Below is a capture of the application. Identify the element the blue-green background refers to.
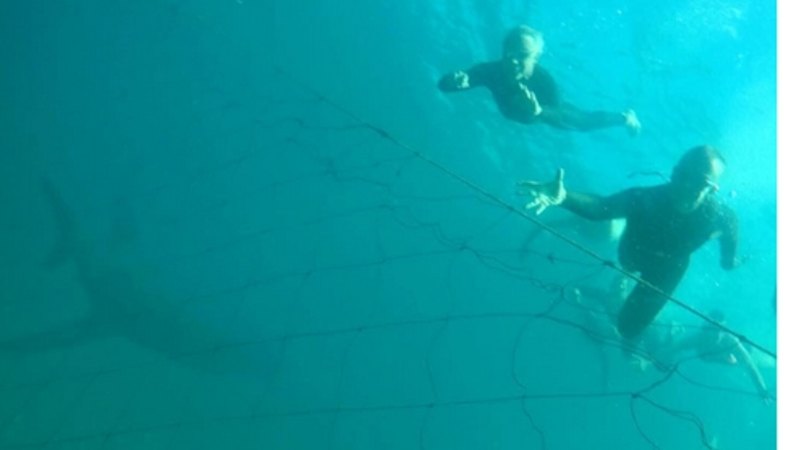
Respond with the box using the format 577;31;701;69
0;0;776;449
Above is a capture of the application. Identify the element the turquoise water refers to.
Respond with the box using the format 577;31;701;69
0;0;776;449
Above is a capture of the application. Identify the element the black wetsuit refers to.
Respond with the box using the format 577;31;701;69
562;184;739;338
438;61;626;131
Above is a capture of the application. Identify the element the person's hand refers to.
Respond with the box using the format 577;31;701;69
518;83;543;115
518;169;567;215
453;71;470;89
622;109;641;136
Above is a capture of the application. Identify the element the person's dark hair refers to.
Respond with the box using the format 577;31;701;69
671;145;726;182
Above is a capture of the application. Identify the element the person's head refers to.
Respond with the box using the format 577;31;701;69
502;25;544;79
669;145;725;213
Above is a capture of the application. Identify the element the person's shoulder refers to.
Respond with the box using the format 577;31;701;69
469;61;501;73
463;61;502;83
622;184;665;198
618;184;673;212
605;185;654;211
528;65;558;86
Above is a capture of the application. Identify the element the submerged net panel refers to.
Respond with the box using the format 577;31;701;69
0;67;775;450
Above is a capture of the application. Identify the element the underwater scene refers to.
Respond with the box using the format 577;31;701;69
1;0;777;449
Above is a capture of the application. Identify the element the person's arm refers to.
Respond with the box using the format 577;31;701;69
438;63;491;92
529;67;641;134
525;67;561;107
561;189;634;221
730;339;771;400
518;169;634;219
526;67;593;127
540;105;639;134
